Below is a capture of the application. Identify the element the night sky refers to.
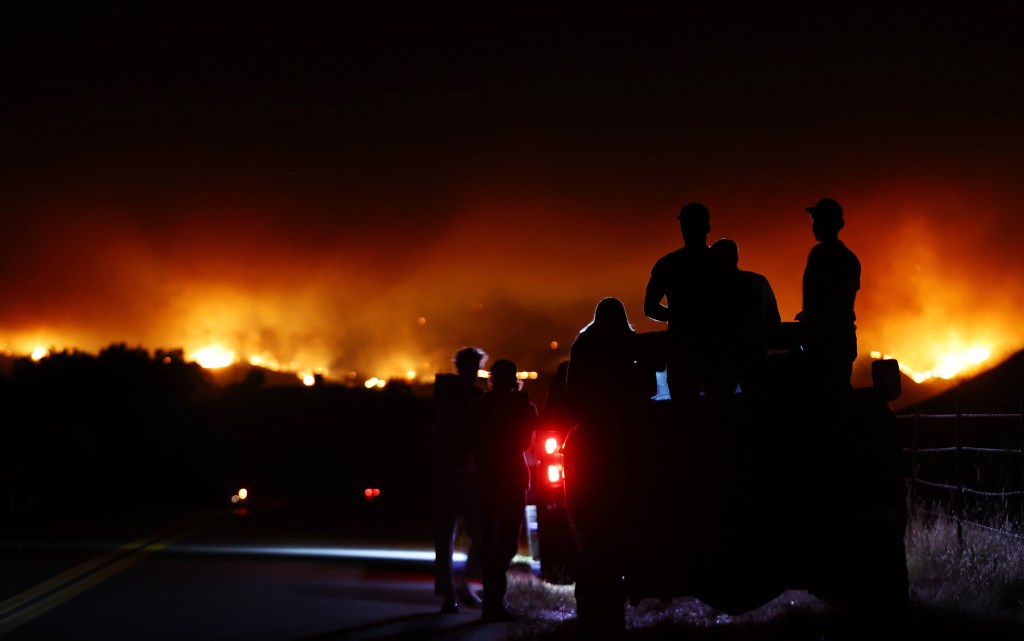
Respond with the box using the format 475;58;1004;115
2;4;1022;386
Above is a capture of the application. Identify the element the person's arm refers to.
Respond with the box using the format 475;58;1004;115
795;246;817;321
763;277;782;327
518;394;540;451
644;268;670;323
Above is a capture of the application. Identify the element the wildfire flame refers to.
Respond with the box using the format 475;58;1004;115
187;345;237;369
871;344;992;384
4;335;1005;391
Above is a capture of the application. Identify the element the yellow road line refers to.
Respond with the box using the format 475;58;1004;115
0;540;145;618
0;516;218;637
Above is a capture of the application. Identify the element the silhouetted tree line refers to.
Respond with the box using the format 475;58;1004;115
0;345;433;527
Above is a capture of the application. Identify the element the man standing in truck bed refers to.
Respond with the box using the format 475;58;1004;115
796;197;861;396
644;202;716;402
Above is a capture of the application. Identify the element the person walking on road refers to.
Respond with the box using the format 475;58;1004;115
466;359;537;622
431;346;487;613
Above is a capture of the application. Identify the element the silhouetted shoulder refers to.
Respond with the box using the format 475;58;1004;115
807;240;860;275
651;245;708;272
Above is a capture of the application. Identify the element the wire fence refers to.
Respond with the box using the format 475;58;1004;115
896;404;1024;545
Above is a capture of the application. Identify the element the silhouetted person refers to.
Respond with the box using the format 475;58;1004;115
431;346;487;613
709;238;781;398
563;297;654;639
689;239;789;612
644;202;716;402
466;358;537;622
796;198;860;395
566;298;654;426
542;359;571;424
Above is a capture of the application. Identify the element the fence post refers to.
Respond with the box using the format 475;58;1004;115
908;411;919;537
954;401;963;548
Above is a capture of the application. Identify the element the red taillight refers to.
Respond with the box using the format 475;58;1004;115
546;463;563;484
544;436;559;455
532;429;566;486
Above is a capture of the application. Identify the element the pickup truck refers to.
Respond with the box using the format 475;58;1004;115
526;324;909;630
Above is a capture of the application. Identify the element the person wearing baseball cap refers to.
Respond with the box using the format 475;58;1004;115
796;197;861;395
643;202;716;402
806;197;844;222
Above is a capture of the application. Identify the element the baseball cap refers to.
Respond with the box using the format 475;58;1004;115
806;198;843;220
676;202;710;224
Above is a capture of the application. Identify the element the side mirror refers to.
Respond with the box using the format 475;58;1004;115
871;359;902;402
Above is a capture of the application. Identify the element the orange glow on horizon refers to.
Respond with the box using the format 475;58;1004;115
872;343;993;384
1;332;1012;391
188;345;236;369
1;185;1022;394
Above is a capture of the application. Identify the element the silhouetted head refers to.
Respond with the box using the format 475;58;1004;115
453;346;487;379
676;202;711;245
806;197;845;240
489;359;521;392
584;296;635;336
593;297;629;327
710;238;739;271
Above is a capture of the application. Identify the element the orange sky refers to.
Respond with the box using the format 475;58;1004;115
2;174;1021;389
2;6;1022;389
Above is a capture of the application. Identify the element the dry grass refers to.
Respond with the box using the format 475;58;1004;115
504;564;833;639
905;506;1024;627
504;507;1024;639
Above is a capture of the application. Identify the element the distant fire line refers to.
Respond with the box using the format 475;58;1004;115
6;338;996;391
870;347;991;384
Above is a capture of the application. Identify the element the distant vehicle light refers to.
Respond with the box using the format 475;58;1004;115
238;488;248;500
363;487;381;501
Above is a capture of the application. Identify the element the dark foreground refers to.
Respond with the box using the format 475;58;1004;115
2;502;1022;641
517;600;1024;641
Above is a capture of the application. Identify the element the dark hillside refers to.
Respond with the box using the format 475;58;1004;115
898;349;1024;414
0;349;434;529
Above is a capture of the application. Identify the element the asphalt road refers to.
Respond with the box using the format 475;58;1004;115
0;501;508;641
3;501;1022;641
